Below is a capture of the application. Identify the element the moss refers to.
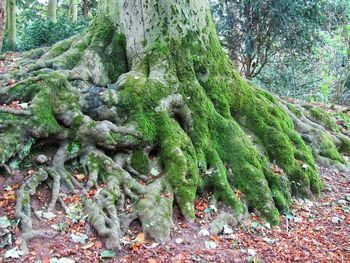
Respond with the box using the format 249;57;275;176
205;149;243;214
304;106;339;132
30;89;61;135
339;136;350;154
287;103;303;118
158;112;199;219
7;80;44;103
102;33;128;82
68;141;81;155
130;149;149;174
23;47;46;60
88;15;115;48
318;131;346;163
46;36;74;58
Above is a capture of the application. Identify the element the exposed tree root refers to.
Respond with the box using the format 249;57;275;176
0;3;349;254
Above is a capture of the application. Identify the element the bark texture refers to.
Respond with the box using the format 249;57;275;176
68;0;78;23
0;0;5;51
47;0;57;22
0;0;349;253
5;0;15;49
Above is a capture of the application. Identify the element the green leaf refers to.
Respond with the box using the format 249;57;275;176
251;222;260;229
100;250;116;258
35;210;56;220
4;186;12;191
5;247;25;259
70;233;88;244
42;211;56;220
82;242;94;250
50;257;75;263
0;216;11;229
0;233;12;248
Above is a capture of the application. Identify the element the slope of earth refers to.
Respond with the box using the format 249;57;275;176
0;52;349;263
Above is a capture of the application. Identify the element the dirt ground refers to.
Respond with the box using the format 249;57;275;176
0;52;350;263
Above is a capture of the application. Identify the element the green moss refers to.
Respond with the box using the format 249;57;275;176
158;112;199;219
318;131;346;163
103;33;128;82
47;36;74;58
304;106;339;132
7;80;44;103
130;149;149;175
30;89;61;135
68;141;81;155
339;136;350;154
205;149;243;214
287;103;303;118
23;47;46;59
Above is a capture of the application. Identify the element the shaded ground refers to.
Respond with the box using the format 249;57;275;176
0;52;349;263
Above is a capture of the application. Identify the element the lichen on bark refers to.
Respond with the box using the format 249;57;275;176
0;0;349;253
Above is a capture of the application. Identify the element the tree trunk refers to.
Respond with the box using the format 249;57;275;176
0;0;349;253
68;0;78;23
82;0;88;17
47;0;57;22
6;0;15;50
0;0;5;52
333;27;350;105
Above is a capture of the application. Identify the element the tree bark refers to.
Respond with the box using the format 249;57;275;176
68;0;78;23
333;26;350;104
6;0;15;50
82;0;88;17
47;0;57;22
0;0;5;52
0;0;349;253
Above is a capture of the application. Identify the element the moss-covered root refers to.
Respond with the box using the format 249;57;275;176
0;16;126;86
83;149;147;248
282;101;350;171
86;199;121;250
135;179;174;243
15;168;56;253
157;111;199;221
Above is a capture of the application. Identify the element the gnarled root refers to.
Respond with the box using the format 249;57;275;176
2;13;349;255
15;169;56;253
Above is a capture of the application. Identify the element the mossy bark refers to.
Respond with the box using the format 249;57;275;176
0;0;349;253
68;0;78;23
6;0;15;49
47;0;57;22
0;0;6;51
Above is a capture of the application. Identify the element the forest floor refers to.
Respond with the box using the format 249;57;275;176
0;52;350;263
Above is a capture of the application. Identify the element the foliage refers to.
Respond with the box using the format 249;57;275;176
15;16;88;51
211;0;350;104
211;0;326;79
2;0;97;52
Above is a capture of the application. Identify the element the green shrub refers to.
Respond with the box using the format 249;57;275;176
3;16;88;52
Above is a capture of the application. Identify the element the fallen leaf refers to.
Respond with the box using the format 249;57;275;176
70;233;88;244
82;242;94;250
100;250;116;258
0;216;11;228
5;247;25;259
204;241;217;249
175;238;183;244
95;240;103;249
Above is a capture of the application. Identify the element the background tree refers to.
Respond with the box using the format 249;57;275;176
330;1;350;104
47;0;57;22
5;0;15;50
0;0;349;253
0;0;6;51
2;0;90;51
82;0;88;16
68;0;78;23
211;0;325;79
